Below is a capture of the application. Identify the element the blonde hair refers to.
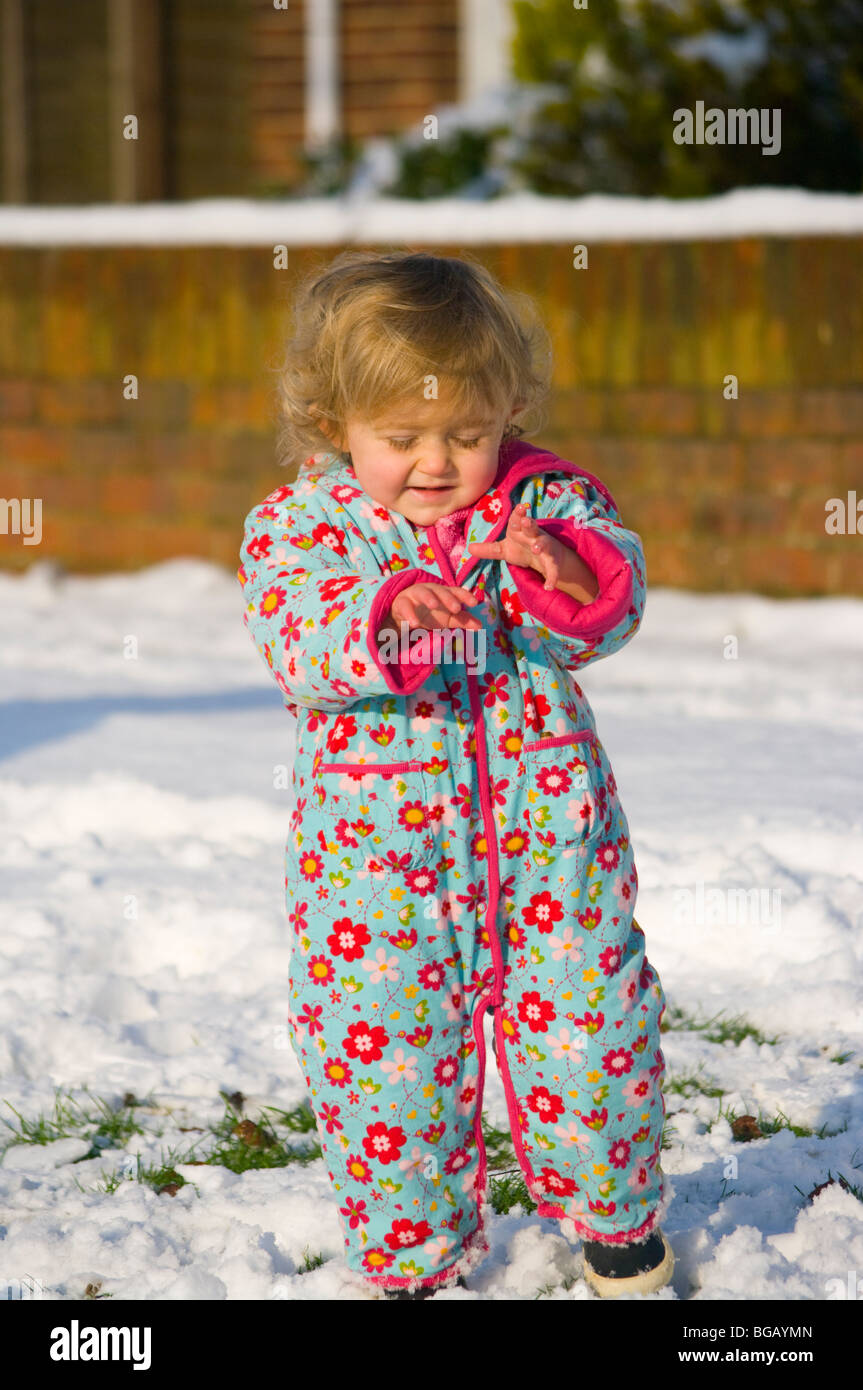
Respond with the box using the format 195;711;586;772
274;249;553;474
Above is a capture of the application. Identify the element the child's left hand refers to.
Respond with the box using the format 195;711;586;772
468;502;592;595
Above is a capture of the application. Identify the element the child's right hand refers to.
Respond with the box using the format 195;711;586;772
384;582;482;634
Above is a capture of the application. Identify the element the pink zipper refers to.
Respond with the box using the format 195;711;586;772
317;760;425;776
522;728;596;752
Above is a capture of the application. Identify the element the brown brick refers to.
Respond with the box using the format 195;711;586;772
100;472;155;516
795;390;863;437
743;439;837;494
606;389;700;436
38;379;125;427
0;379;37;422
0;426;70;468
735;390;798;437
629;493;693;535
189;384;272;432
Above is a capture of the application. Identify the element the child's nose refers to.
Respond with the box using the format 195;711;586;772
415;445;458;475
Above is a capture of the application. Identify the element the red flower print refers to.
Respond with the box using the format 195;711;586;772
443;1148;470;1175
518;990;556;1033
334;818;362;849
500;826;530;860
608;1138;632;1170
479;492;503;523
343;1020;389;1062
588;1199;617;1218
581;1108;609;1132
498;728;524;761
479;672;509;707
297;1003;324;1036
523;891;564;934
603;1047;634;1078
346;1153;373;1185
595;840;621;871
288;900;309;935
319;574;358;601
327;917;370;963
499;587;525;628
265;485;293;505
538;1167;579;1198
362;1122;406;1165
324;1057;353;1088
397;800;428;835
384;1218;433;1251
259;586;287;619
246;533;273;561
319;1102;343;1134
599;945;623;976
536;764;573;798
577;906;602;932
417;962;446;992
311;521;347;556
307;954;335;986
526;1086;565;1124
297;849;324;882
523;689;551;734
361;1248;396;1274
458;1078;477;1109
326;714;357;753
434;1055;460;1087
340;1196;370;1229
404;866;438;897
387;926;417;951
574;1010;605;1035
278;609;302;645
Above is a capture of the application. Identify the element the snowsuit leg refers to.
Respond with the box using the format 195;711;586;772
283;826;493;1292
489;739;669;1243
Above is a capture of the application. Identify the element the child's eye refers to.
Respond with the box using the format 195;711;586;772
387;436;482;450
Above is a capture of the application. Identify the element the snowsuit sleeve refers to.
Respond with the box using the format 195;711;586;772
238;491;451;711
502;472;646;671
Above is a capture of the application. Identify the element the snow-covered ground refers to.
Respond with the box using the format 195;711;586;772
1;557;862;1301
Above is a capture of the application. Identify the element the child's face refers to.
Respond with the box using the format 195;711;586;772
327;397;519;525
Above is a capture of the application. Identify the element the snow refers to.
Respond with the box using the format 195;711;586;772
1;556;862;1301
1;186;862;246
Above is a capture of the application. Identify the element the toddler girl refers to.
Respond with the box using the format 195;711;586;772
238;250;674;1299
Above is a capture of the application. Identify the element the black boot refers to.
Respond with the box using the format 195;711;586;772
383;1275;467;1299
582;1229;674;1298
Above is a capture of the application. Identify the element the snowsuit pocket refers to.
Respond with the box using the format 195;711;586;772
521;728;603;849
312;759;437;869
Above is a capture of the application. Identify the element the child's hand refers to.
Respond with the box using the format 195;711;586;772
384;582;482;635
467;502;568;592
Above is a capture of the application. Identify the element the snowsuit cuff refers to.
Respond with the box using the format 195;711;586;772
508;518;634;641
367;567;450;693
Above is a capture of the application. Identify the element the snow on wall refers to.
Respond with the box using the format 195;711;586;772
0;188;861;246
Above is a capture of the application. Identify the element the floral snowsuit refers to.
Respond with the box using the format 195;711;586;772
238;437;670;1293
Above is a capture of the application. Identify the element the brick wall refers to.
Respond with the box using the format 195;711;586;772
0;239;860;595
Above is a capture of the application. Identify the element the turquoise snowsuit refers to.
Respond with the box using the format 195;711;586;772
238;437;669;1293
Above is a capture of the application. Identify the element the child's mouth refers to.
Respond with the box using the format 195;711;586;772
407;485;456;499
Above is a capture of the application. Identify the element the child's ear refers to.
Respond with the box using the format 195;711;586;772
310;404;345;452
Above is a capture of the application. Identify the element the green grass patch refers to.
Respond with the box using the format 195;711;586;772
1;1085;150;1161
665;1065;726;1100
489;1171;537;1216
661;1005;782;1048
717;1103;847;1142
